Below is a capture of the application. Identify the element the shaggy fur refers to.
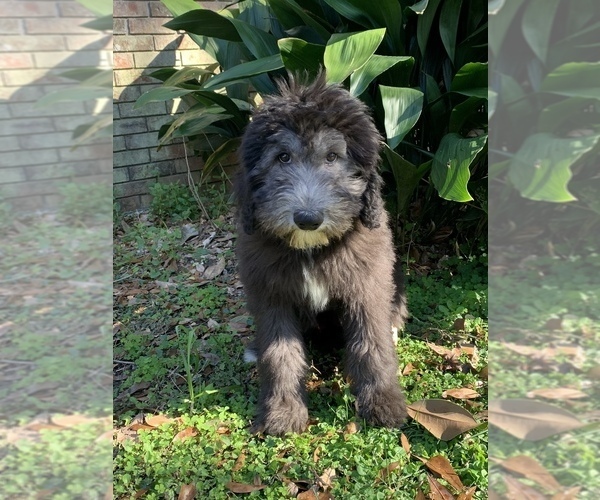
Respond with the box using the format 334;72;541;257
234;74;407;435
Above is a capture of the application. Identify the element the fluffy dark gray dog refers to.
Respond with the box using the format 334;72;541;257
234;74;407;435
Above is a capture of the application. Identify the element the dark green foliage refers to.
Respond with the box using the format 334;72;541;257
137;0;488;243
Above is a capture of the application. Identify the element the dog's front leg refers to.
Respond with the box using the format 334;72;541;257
252;306;309;435
343;305;407;428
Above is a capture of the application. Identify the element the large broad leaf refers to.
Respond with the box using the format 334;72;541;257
431;133;487;202
230;18;279;58
201;137;242;180
71;114;112;148
488;0;525;54
508;133;599;202
268;0;330;42
278;38;325;76
489;399;585;441
488;90;497;119
349;55;413;96
382;146;430;213
449;96;486;133
439;0;462;62
521;0;561;63
160;0;201;16
379;85;424;150
540;62;600;99
159;106;232;145
163;9;242;41
324;28;386;84
407;399;480;441
163;66;215;87
451;62;488;98
134;87;197;109
537;97;596;133
203;54;284;91
416;0;442;55
322;0;403;53
35;87;109;107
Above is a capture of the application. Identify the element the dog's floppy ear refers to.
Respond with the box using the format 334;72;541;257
359;170;383;229
233;169;255;235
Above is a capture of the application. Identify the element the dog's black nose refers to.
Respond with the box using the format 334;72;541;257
293;210;324;231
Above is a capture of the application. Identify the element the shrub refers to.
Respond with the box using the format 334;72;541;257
137;0;488;241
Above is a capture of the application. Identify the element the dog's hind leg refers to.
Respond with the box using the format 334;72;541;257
252;306;309;435
342;302;407;428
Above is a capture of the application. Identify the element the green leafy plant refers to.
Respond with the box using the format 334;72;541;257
136;0;487;229
149;181;200;221
489;1;600;241
35;0;112;147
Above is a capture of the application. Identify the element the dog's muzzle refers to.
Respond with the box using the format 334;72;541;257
293;210;324;231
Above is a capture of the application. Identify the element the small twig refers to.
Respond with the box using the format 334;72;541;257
182;137;218;230
114;359;136;366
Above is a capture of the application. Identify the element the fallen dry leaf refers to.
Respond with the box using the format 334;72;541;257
443;388;480;400
178;483;196;500
488;399;585;441
415;490;427;500
424;455;464;492
403;362;416;375
313;446;321;463
145;414;176;427
457;486;476;500
452;318;466;331
173;427;198;442
225;481;266;493
401;433;411;454
552;486;581;499
502;473;547;499
203;257;226;280
232;452;246;472
375;462;400;483
478;365;488;380
407;399;479;441
526;388;587;400
427;474;455;500
317;467;336;490
344;421;360;435
498;455;561;493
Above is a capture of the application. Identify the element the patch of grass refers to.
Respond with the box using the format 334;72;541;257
113;197;488;498
489;251;600;497
0;212;112;499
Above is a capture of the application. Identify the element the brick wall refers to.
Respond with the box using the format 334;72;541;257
113;0;229;211
0;0;112;212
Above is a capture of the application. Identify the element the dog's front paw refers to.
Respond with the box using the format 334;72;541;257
252;398;309;435
357;384;407;428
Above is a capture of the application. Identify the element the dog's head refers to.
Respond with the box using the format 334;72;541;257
235;73;384;249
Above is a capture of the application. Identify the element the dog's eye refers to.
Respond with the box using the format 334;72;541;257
326;152;337;163
278;152;291;163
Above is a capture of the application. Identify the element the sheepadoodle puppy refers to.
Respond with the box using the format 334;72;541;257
234;73;407;435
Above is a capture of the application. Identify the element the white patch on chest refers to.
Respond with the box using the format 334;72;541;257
302;265;329;311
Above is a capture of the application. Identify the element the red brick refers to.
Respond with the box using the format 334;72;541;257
152;34;183;51
129;17;175;35
114;34;154;52
149;1;172;17
66;34;112;51
2;34;64;52
25;18;98;34
58;2;97;17
0;2;56;18
116;195;142;211
113;18;127;35
0;19;23;34
133;50;177;69
114;52;134;69
114;1;149;18
0;53;33;69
